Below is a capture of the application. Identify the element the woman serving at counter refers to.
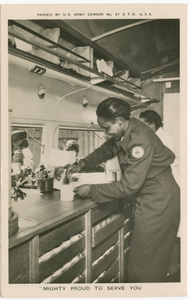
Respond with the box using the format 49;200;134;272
68;97;180;283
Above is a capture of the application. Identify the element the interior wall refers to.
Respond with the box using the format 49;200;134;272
131;71;179;120
9;65;99;126
9;62;180;165
9;64;99;164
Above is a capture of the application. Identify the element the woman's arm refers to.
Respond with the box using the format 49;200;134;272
90;139;155;202
82;137;116;171
68;137;116;175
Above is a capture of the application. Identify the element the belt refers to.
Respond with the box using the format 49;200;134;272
154;166;172;179
142;167;172;189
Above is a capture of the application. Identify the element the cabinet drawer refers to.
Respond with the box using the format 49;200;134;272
9;242;30;283
39;215;85;256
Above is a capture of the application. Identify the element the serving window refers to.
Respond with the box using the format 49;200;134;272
11;125;43;169
58;128;105;157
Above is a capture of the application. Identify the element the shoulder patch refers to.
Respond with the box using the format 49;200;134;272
132;146;144;159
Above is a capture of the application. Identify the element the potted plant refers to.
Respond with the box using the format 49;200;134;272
53;165;70;189
54;166;66;182
35;165;55;193
11;165;35;200
17;166;36;188
10;165;35;236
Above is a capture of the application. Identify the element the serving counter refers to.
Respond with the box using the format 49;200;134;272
9;189;134;284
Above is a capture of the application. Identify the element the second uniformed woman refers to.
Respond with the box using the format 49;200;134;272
68;97;180;283
12;130;29;166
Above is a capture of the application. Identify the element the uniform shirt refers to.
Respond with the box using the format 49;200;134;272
23;148;35;171
82;118;175;203
156;127;180;185
156;127;180;237
12;150;24;166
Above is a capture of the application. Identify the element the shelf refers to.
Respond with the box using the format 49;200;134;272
8;23;160;104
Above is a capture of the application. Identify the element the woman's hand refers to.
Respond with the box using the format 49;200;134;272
73;184;91;198
67;161;86;176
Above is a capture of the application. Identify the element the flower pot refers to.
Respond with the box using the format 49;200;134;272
37;179;53;193
9;210;19;237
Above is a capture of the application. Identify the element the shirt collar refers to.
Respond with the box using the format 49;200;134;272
156;127;162;134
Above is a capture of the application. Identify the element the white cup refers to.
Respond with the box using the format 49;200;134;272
106;170;116;182
60;185;74;201
116;171;122;181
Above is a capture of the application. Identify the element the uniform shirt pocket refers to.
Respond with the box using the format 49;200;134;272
118;151;129;170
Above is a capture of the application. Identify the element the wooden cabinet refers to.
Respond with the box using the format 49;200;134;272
9;198;133;284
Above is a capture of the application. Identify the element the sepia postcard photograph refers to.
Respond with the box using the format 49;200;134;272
0;3;188;298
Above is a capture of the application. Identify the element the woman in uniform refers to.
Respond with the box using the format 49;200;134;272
139;109;180;185
12;130;29;166
11;130;29;188
68;97;180;283
12;130;34;170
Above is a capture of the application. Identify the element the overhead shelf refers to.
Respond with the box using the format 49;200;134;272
8;22;160;105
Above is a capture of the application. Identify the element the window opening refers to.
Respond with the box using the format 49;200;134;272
11;125;43;169
58;128;105;158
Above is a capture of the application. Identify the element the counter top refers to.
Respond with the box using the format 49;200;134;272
10;188;96;249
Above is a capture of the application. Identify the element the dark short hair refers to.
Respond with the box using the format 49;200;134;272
96;98;131;122
139;110;163;130
66;140;79;154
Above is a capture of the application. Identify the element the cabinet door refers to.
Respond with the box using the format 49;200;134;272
9;237;39;284
9;242;30;283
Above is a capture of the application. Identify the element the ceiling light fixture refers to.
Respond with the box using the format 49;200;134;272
38;84;46;99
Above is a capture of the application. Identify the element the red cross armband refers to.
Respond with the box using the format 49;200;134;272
131;146;144;159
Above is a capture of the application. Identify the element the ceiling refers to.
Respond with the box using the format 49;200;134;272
33;18;180;79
